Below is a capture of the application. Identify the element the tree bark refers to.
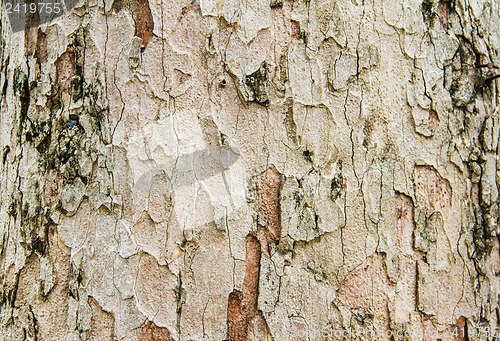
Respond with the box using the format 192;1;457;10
1;0;499;340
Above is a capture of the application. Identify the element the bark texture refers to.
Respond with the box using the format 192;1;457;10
1;0;500;340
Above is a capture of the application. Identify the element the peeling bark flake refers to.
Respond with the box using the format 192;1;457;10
257;164;283;256
438;0;451;29
56;46;76;89
226;235;261;341
453;316;467;341
413;165;451;216
140;321;174;341
25;0;39;56
36;30;48;63
135;0;154;47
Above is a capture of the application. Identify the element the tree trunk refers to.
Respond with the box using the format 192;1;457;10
1;0;499;340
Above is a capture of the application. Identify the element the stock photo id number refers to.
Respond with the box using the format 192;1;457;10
3;0;78;32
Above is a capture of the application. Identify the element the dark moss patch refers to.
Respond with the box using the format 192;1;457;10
17;73;30;121
421;0;434;25
270;0;283;7
2;145;10;164
32;237;46;256
245;63;270;106
302;150;313;163
330;173;344;201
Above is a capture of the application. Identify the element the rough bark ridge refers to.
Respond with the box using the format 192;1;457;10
0;0;499;340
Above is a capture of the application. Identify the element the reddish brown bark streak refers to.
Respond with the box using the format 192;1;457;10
140;320;174;341
135;0;154;47
257;164;283;256
25;0;39;56
453;316;467;341
226;165;282;340
227;236;262;341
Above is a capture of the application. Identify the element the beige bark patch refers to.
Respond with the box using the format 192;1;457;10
58;199;93;249
15;226;71;340
491;236;500;273
394;194;418;323
131;211;169;265
134;252;177;331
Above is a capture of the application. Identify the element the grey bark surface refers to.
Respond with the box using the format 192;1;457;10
0;0;500;340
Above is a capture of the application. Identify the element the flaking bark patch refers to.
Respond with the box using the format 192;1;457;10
44;169;62;208
453;316;467;341
227;165;282;340
56;46;76;89
135;0;154;47
226;235;261;341
438;0;452;29
25;0;39;56
256;164;283;256
413;165;451;216
36;30;48;63
140;321;174;341
244;64;270;106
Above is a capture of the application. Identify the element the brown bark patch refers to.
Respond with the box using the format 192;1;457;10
438;0;451;29
227;291;244;340
111;0;122;12
140;321;174;341
226;165;282;339
453;316;467;341
291;20;301;40
226;235;262;341
56;46;76;89
25;0;39;56
256;164;283;256
36;30;48;62
428;109;439;131
135;0;154;47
